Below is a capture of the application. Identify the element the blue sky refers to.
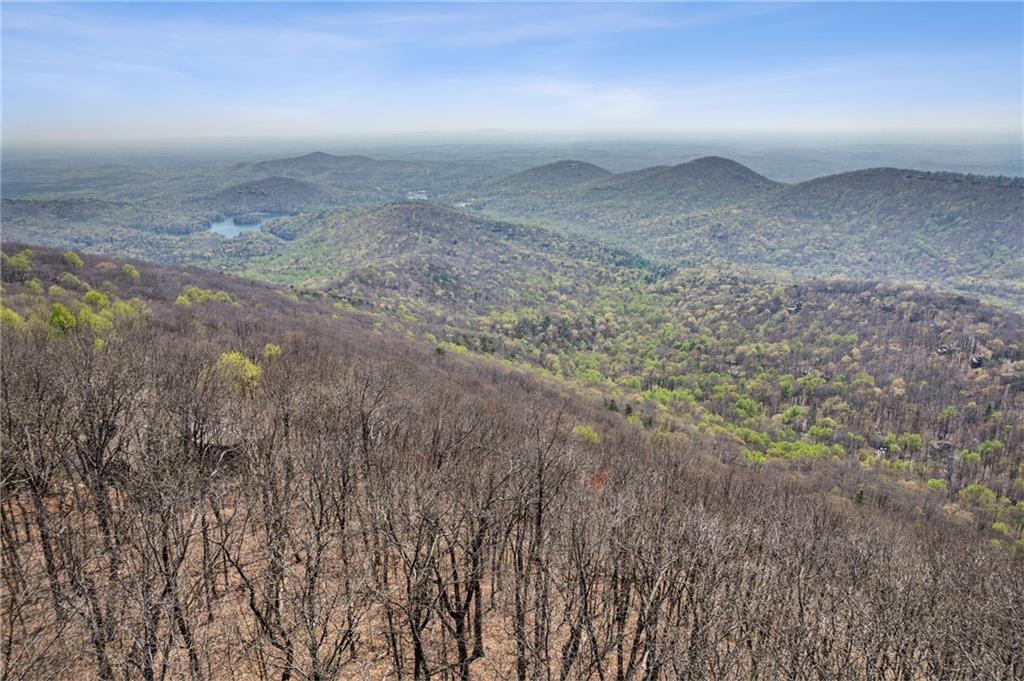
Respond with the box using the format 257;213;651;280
2;2;1021;143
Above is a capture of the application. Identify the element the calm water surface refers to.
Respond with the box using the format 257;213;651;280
208;213;287;237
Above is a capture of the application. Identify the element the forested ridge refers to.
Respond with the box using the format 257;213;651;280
3;152;1021;305
1;246;1023;680
184;202;1024;513
478;161;1024;306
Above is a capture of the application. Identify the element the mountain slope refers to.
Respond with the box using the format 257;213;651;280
497;159;613;193
3;152;1020;307
3;246;1020;680
247;201;662;308
477;160;1024;305
243;151;376;174
0;197;210;244
641;167;1024;302
758;167;1022;232
585;155;782;209
232;151;500;206
480;155;783;222
204;176;329;213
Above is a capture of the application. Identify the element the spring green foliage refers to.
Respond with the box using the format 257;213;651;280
926;478;948;493
779;405;806;425
63;251;84;269
766;440;843;460
121;264;141;284
76;305;114;336
1;306;25;331
436;341;469;355
216;351;261;391
48;303;76;334
83;290;110;309
59;272;90;291
961;451;982;466
961;483;997;508
978;439;1003;460
808;419;838;441
262;342;282;359
175;285;234;305
883;432;924;453
742;449;768;464
641;385;696;406
734;395;762;418
571;425;600;446
1;249;32;276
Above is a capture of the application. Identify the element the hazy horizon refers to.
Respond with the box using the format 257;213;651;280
3;2;1022;145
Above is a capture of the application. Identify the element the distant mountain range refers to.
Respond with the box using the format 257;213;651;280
241;151;376;173
482;156;780;214
2;150;1021;305
475;156;1024;304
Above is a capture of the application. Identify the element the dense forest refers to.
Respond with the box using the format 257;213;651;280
1;247;1021;680
1;146;1023;679
478;161;1024;306
4;152;1021;305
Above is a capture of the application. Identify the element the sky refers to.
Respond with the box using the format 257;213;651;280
2;2;1022;144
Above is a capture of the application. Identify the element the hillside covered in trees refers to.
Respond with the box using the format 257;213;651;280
4;152;1021;306
1;146;1022;680
1;246;1022;680
477;161;1024;306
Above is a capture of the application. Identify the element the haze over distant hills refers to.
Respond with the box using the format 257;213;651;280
4;148;1021;306
484;155;783;215
478;156;1024;305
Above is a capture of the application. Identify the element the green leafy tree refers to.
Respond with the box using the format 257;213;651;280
2;249;33;280
978;440;1004;461
216;351;261;391
59;272;90;291
121;264;141;285
960;483;997;509
0;306;25;332
63;251;85;269
176;285;233;305
48;303;76;334
571;424;600;446
83;290;110;310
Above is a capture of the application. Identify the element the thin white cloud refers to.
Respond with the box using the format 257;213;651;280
2;2;1019;142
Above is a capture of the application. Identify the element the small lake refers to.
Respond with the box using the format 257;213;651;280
208;212;288;238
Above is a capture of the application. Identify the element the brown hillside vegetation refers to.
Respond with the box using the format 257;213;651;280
1;247;1022;680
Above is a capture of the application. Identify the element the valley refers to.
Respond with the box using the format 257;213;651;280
1;243;1022;679
3;148;1022;524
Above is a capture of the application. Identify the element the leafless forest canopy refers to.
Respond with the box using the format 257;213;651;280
1;248;1022;680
